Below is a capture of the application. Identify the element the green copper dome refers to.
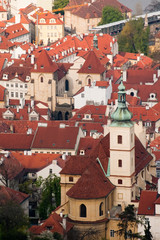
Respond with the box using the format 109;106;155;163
110;81;133;126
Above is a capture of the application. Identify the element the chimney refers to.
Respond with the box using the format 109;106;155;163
31;99;34;108
137;56;140;62
17;105;19;113
20;98;25;109
28;104;30;113
31;55;34;64
153;73;157;83
122;70;127;82
15;14;21;24
62;216;67;230
34;64;37;70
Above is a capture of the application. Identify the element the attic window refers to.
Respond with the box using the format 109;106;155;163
40;18;45;23
41;65;44;69
88;65;91;69
50;19;56;23
3;74;8;79
67;140;70;143
69;176;73;182
52;143;55;146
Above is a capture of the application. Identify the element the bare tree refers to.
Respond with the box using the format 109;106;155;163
145;0;160;13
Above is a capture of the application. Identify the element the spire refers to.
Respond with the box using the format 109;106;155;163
110;81;133;126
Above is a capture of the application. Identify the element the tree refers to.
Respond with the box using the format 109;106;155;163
53;0;69;14
0;200;29;240
36;175;61;220
145;0;160;13
118;18;150;55
117;204;142;240
98;6;123;25
143;222;153;240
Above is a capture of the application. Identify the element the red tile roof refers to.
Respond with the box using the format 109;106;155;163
135;135;153;175
77;136;100;154
0;186;29;204
78;50;106;74
138;190;157;215
31;50;58;73
0;133;33;150
30;212;73;235
0;85;5;101
11;152;63;170
37;12;63;25
5;23;29;40
0;6;7;12
31;126;80;150
67;161;115;199
0;36;14;49
66;0;131;18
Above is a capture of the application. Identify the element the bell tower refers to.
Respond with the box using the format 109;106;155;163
109;81;136;205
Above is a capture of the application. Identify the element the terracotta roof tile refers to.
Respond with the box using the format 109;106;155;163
0;186;29;204
138;190;157;215
32;126;80;150
67;161;115;199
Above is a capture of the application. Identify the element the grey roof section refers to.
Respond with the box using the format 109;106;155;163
93;11;160;30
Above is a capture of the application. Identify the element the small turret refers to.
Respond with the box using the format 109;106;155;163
111;81;133;126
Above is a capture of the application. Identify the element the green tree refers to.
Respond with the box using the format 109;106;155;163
53;0;69;14
36;175;61;220
143;222;153;240
98;6;123;26
117;205;142;240
118;18;150;55
0;200;29;240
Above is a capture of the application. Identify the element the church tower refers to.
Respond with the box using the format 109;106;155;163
109;81;136;205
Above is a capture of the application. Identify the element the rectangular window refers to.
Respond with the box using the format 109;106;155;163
20;93;23;98
11;92;14;97
25;84;27;88
16;92;18;97
69;176;73;182
15;83;18;87
11;84;14;87
118;135;122;144
118;159;122;167
81;93;85;98
118;179;123;184
49;169;52;174
110;230;114;237
6;83;9;87
20;85;23;88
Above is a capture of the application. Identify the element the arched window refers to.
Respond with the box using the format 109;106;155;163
99;202;104;216
88;78;91;85
118;135;122;144
118;159;122;167
65;80;69;91
80;204;86;217
58;111;63;120
65;111;69;120
40;76;43;83
130;92;134;96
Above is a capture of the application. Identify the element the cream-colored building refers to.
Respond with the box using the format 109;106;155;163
36;12;64;46
57;81;155;239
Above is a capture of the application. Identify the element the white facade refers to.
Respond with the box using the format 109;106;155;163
37;160;62;178
138;215;160;240
0;78;28;100
73;81;112;109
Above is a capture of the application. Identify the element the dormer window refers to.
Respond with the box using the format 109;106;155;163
50;18;56;23
150;93;156;99
88;65;91;69
40;18;45;23
26;76;30;81
3;74;8;79
83;114;91;120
